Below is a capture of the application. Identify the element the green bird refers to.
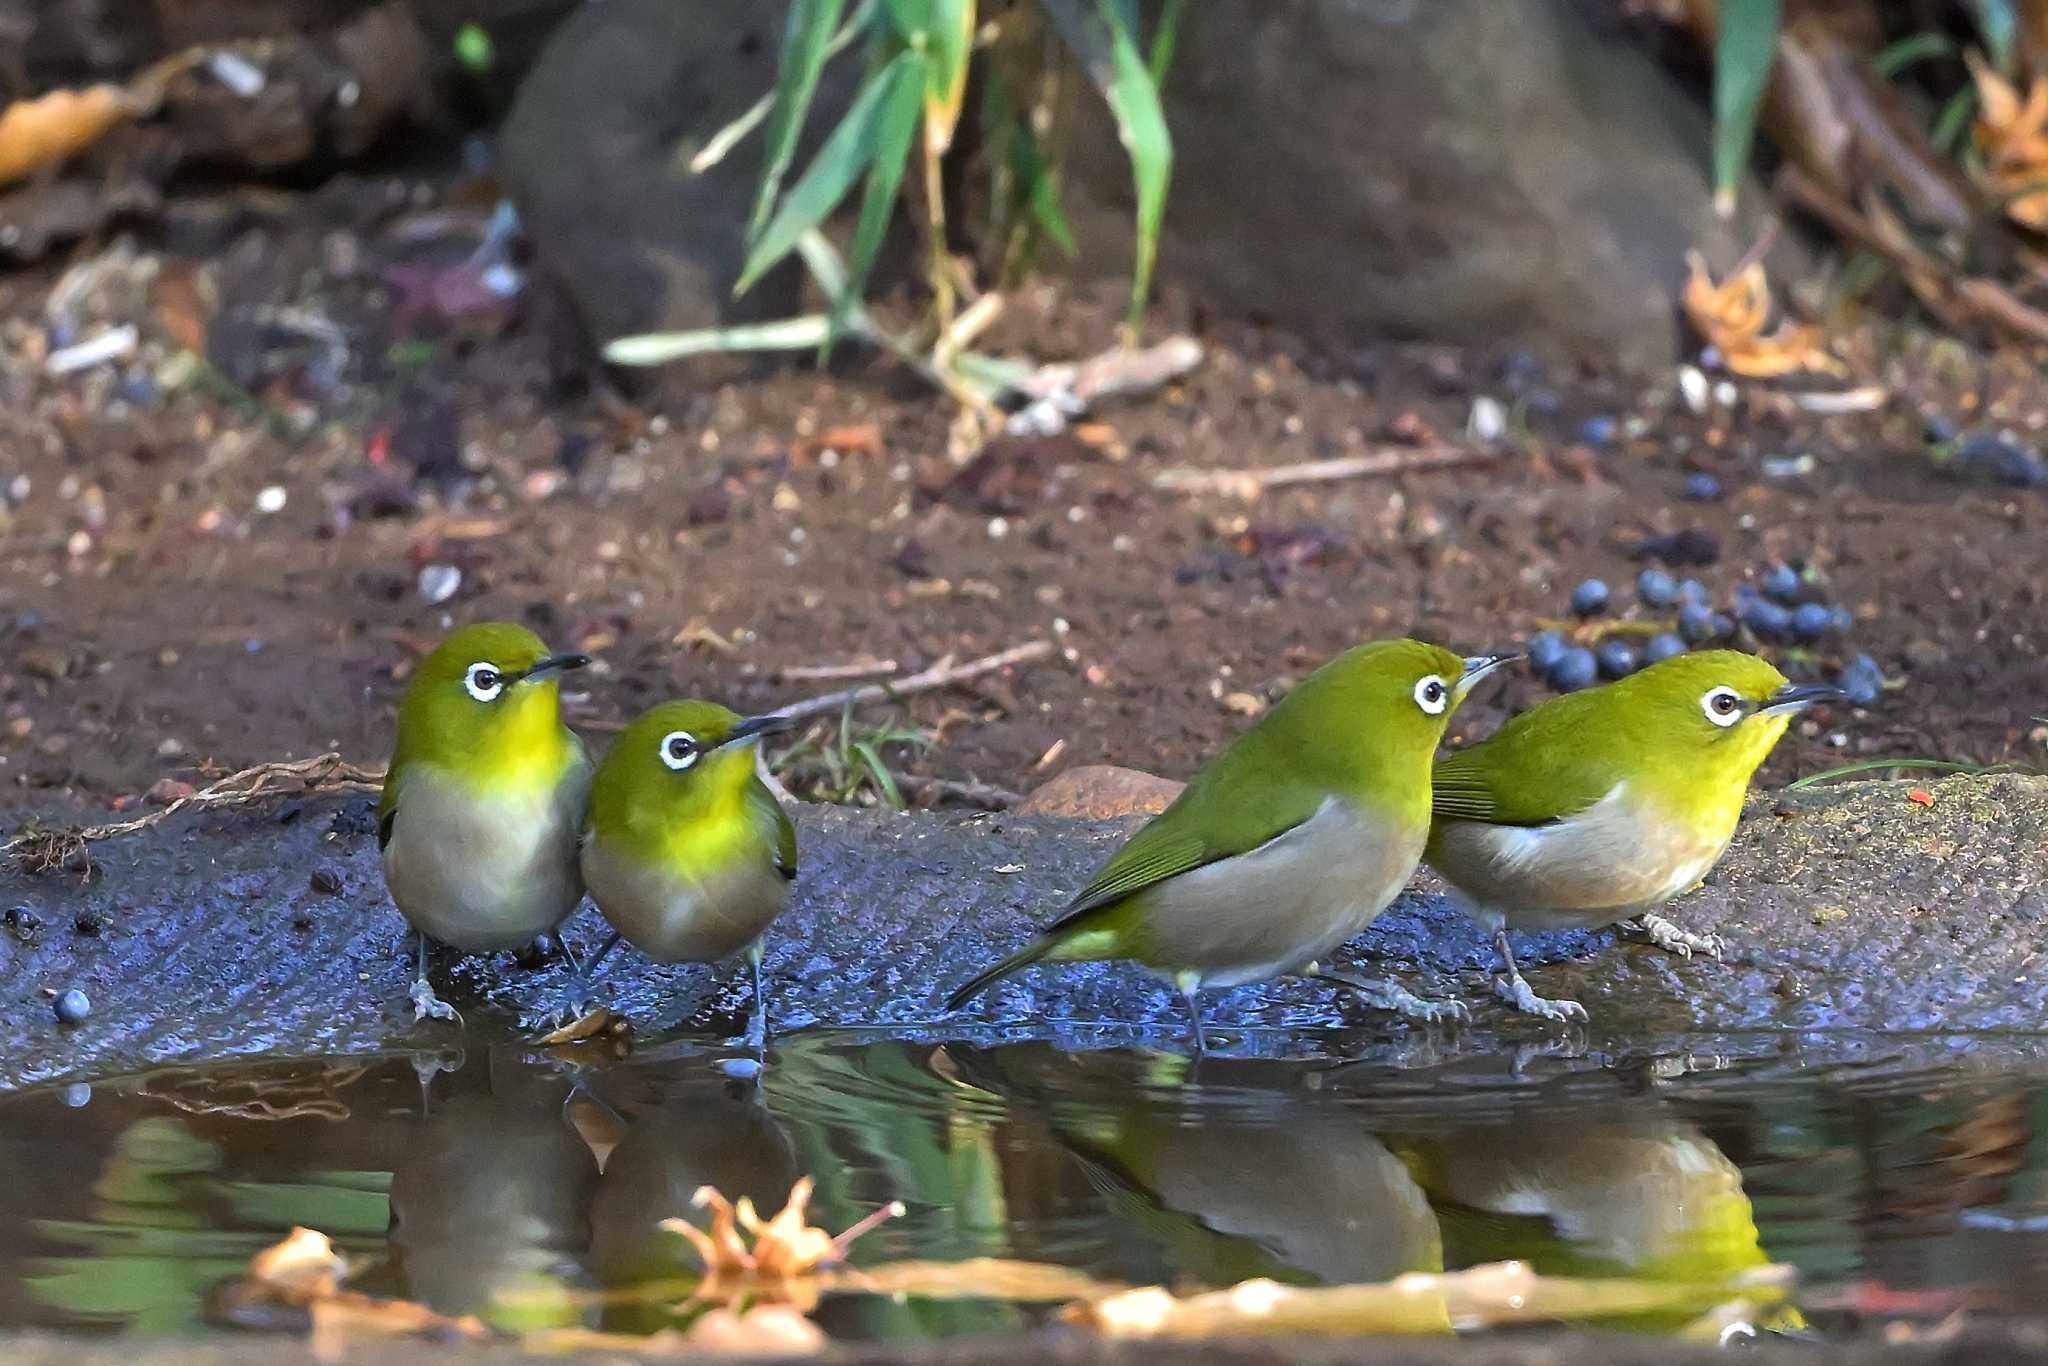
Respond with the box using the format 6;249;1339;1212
947;640;1513;1049
380;622;593;1024
578;700;797;1049
1427;648;1847;1022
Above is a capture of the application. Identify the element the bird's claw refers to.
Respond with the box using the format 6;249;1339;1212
1494;974;1588;1023
1632;913;1724;962
409;978;462;1026
1318;971;1468;1025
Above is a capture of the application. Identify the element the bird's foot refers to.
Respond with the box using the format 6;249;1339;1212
1627;913;1724;962
1315;970;1469;1025
1493;973;1587;1023
409;977;462;1026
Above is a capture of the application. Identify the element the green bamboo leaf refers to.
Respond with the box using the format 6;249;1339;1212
881;0;934;41
1148;0;1185;88
1042;0;1173;329
1010;116;1077;256
751;0;851;241
829;51;927;355
1969;0;2018;72
737;50;926;294
852;738;905;808
924;0;975;152
1872;31;1957;79
1711;0;1782;218
603;315;838;366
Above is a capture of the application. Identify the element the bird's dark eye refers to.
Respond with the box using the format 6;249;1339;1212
1701;686;1743;727
1412;673;1451;715
659;730;701;771
1713;693;1737;713
463;662;506;702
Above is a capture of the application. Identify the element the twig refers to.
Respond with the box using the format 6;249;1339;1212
777;659;901;683
897;774;1026;810
1153;446;1491;499
768;641;1055;724
3;753;384;873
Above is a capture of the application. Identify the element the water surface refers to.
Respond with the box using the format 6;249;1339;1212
4;1035;2046;1343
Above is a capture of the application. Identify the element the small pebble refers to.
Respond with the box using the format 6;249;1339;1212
1468;396;1507;443
254;485;287;515
53;988;90;1025
1569;579;1610;616
1548;647;1598;692
1644;633;1687;664
715;1057;765;1081
1635;568;1678;608
1595;639;1637;679
1682;472;1723;501
1527;631;1568;675
61;1082;91;1107
418;564;462;605
309;867;343;895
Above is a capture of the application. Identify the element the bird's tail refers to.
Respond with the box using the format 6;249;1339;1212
945;938;1053;1012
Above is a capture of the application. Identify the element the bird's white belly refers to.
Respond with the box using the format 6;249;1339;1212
1433;782;1730;932
383;763;587;953
1143;796;1421;990
581;835;788;964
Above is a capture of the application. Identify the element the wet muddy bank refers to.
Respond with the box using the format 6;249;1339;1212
2;772;2044;1093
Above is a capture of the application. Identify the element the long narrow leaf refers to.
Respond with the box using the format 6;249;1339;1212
852;739;905;808
691;0;876;175
881;0;934;42
830;51;926;354
1042;0;1173;330
750;0;851;239
1010;116;1077;256
1969;0;2018;73
924;0;975;154
1711;0;1782;218
738;49;925;294
1148;0;1185;88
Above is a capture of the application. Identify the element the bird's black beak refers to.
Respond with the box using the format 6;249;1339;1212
714;712;796;750
519;652;592;684
1761;681;1849;717
1455;652;1519;701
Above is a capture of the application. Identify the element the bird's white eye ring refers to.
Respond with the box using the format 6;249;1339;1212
659;730;701;771
463;662;505;703
1701;685;1743;727
1413;674;1449;715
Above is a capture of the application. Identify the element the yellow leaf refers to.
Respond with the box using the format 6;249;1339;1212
0;84;133;186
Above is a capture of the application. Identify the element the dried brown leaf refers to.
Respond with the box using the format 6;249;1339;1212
659;1180;904;1306
0;84;133;185
1682;251;1845;379
247;1226;347;1303
534;1005;621;1046
1968;50;2048;229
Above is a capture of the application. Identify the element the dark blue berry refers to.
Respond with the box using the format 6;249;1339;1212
1548;647;1598;692
1761;565;1801;604
1569;579;1610;616
1741;599;1793;641
1527;631;1568;674
53;988;89;1025
1677;578;1708;605
1580;415;1617;446
1595;639;1638;678
1635;568;1678;608
1923;414;1959;445
1829;606;1854;634
1644;633;1687;664
1678;601;1719;644
1840;653;1884;707
1790;602;1833;642
1712;612;1736;638
1682;472;1724;501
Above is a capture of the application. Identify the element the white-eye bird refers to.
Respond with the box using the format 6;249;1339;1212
380;622;593;1023
947;640;1514;1049
578;700;797;1049
1427;649;1848;1022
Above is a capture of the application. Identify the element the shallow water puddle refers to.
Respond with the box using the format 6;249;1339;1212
4;1035;2048;1344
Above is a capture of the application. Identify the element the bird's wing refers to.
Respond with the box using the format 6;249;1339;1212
1431;694;1622;827
376;758;404;850
1050;760;1328;927
750;778;798;880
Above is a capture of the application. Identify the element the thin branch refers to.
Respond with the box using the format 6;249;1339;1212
769;641;1055;724
1152;445;1492;499
777;658;901;683
897;773;1026;809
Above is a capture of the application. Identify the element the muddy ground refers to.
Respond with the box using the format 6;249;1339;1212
0;178;2043;820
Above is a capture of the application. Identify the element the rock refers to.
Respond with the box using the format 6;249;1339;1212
1057;0;1791;373
499;0;851;375
1016;765;1185;819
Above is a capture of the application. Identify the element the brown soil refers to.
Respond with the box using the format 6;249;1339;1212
0;186;2043;820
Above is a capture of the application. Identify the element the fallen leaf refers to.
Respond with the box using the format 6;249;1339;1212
795;422;883;460
1968;51;2048;230
534;1005;622;1046
660;1180;904;1306
1682;251;1846;380
226;1226;488;1351
0;84;134;186
1909;789;1937;807
247;1226;348;1303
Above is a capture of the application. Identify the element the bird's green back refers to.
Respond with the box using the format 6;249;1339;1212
1431;650;1792;829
